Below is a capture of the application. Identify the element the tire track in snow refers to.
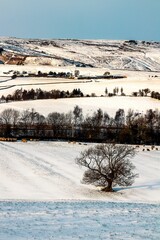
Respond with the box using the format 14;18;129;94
0;142;84;198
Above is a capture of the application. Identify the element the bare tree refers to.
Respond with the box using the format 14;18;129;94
76;144;138;192
114;109;125;128
143;88;150;96
0;108;20;126
105;87;108;96
73;105;83;127
0;108;20;136
47;112;66;137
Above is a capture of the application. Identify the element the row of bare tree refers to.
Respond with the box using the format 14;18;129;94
1;87;160;103
0;106;160;144
0;88;84;102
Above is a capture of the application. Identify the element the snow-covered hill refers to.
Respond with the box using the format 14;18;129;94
0;97;160;118
0;141;159;203
0;38;160;240
0;37;160;204
0;37;160;71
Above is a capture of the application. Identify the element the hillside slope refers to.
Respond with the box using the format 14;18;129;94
0;141;159;202
0;38;160;71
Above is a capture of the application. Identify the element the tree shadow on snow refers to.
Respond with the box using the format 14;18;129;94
114;182;160;192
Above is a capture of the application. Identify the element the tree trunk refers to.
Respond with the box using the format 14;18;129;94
102;180;113;192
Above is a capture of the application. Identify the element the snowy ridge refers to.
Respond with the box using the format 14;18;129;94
0;37;160;71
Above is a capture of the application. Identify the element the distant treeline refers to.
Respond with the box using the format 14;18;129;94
0;87;124;103
151;91;160;100
1;87;160;103
0;106;160;145
132;88;160;100
0;88;84;102
7;69;126;80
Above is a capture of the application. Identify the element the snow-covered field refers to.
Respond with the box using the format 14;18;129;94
0;39;160;239
0;141;159;202
0;66;160;117
0;97;160;117
0;141;160;239
0;201;159;240
0;67;159;238
0;67;160;97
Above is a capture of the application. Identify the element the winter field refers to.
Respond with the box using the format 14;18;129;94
0;66;160;97
0;66;160;117
0;53;160;238
0;141;160;239
0;96;160;118
0;201;160;240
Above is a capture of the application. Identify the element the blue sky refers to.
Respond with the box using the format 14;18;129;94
0;0;159;41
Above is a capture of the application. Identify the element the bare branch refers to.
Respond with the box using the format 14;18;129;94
76;144;138;192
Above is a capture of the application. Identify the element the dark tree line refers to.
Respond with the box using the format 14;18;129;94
9;70;75;78
132;88;151;97
0;106;160;145
0;88;84;102
151;91;160;100
1;87;160;104
132;88;160;99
